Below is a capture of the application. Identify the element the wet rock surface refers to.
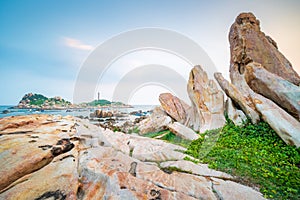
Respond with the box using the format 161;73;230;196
0;114;266;200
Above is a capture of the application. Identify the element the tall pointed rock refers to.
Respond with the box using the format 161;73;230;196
229;12;300;85
187;65;225;132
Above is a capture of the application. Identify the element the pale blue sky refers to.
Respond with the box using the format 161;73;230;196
1;0;300;105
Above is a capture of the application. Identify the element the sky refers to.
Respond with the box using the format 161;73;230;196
1;0;300;105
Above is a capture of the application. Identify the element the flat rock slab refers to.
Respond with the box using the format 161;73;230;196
212;177;265;200
160;160;234;180
168;122;199;140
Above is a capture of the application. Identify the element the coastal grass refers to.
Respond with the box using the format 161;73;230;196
128;126;140;134
185;119;300;200
160;166;192;174
144;130;191;148
143;131;166;138
159;131;191;148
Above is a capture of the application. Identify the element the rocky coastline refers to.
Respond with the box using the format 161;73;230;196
0;114;266;199
1;12;300;199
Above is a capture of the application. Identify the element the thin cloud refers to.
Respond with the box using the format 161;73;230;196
63;37;94;51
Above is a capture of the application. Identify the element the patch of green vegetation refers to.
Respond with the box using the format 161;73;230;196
88;99;112;106
160;166;192;174
128;126;140;134
25;94;47;101
183;156;199;164
160;131;191;148
143;130;192;148
24;94;47;106
113;127;121;132
29;99;45;106
185;119;300;200
129;149;133;157
48;97;71;105
87;99;124;106
22;93;71;106
143;130;167;138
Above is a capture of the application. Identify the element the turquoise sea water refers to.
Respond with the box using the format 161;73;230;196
0;105;157;119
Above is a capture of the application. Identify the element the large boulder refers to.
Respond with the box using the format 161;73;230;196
244;62;300;121
229;12;300;85
187;65;226;132
159;93;191;124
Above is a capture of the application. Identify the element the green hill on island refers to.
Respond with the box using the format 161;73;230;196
85;99;125;106
17;93;72;109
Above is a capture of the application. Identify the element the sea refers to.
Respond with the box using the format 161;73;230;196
0;105;157;119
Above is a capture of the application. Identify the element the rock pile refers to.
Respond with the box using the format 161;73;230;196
137;12;300;147
90;109;114;118
0;114;266;200
138;66;226;140
157;65;226;134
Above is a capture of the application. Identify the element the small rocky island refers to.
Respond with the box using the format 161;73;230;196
0;13;299;200
17;93;72;109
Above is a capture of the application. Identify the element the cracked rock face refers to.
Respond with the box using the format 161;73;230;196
159;93;191;125
187;65;226;133
214;72;260;124
229;12;300;85
0;114;266;200
244;62;300;121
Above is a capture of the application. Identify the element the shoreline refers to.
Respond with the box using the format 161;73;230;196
12;104;135;110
